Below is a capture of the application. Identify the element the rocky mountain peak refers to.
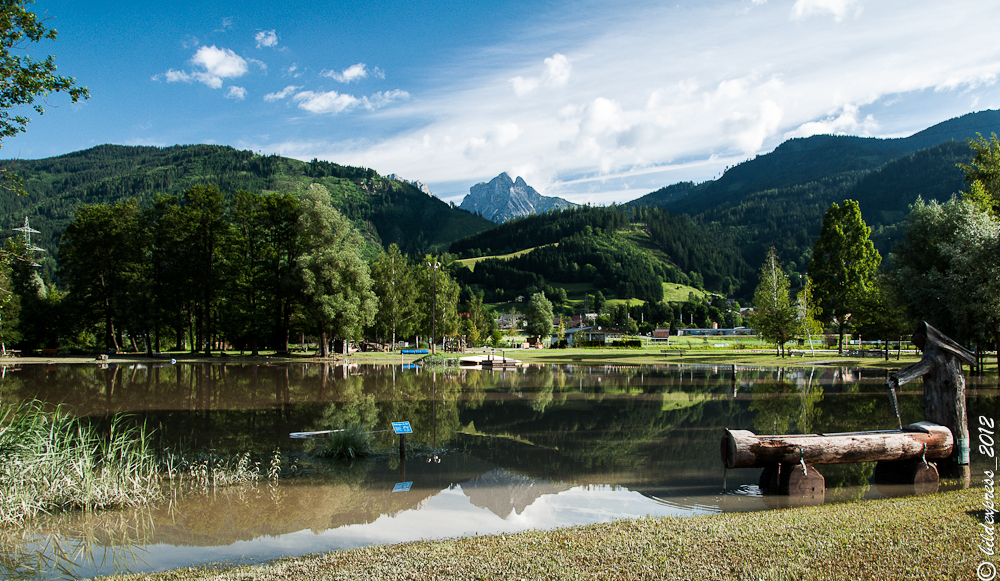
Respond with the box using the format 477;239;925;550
459;173;576;224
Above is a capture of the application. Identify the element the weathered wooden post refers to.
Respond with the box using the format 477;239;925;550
887;321;974;482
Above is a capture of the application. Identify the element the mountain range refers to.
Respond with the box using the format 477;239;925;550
3;109;1000;302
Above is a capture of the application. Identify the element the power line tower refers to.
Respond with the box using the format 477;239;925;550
12;216;44;267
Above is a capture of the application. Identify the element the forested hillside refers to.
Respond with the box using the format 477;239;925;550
449;205;751;303
0;144;494;278
627;110;1000;293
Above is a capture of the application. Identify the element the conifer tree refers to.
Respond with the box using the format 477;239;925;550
808;200;881;353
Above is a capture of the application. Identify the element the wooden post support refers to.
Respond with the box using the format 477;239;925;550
759;463;825;498
399;434;406;460
873;459;939;495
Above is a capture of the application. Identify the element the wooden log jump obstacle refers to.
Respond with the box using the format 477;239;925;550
721;421;953;498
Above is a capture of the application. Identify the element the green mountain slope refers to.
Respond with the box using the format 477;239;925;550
449;205;751;303
626;110;1000;294
0;144;494;269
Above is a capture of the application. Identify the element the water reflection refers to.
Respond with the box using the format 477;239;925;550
0;362;993;579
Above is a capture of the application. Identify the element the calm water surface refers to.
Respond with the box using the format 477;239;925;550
0;361;994;579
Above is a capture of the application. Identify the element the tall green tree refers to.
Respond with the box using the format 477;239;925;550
750;247;799;357
525;292;554;342
417;259;460;349
464;293;497;347
58;200;144;351
0;262;20;350
221;190;273;355
891;198;1000;357
807;200;881;353
260;192;301;352
179;185;228;354
295;190;376;357
795;277;823;354
369;243;418;347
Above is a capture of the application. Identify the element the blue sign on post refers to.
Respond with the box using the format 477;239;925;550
393;481;413;493
392;421;413;434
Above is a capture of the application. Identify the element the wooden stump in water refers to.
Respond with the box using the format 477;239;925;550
873;459;939;495
759;463;825;498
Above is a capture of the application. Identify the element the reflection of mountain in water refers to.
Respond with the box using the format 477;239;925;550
461;468;569;518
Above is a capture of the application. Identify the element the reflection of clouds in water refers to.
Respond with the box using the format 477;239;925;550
108;482;719;577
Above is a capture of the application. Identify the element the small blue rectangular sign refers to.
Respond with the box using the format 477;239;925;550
392;421;413;434
393;481;413;493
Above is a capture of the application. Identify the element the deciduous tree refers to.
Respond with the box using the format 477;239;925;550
750;247;799;357
369;243;418;348
525;292;553;342
58;200;144;351
891;198;1000;365
296;190;376;357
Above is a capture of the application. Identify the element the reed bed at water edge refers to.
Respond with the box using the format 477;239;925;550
0;401;160;527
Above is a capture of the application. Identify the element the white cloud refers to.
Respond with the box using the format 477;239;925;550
264;85;302;102
162;69;192;83
290;88;410;114
509;53;571;96
226;86;247;101
185;45;249;88
255;30;278;48
293;90;361;114
723;100;784;153
366;89;410;109
323;63;369;83
784;103;878;138
543;54;571;87
256;1;1000;206
791;0;864;21
510;76;540;97
158;45;252;90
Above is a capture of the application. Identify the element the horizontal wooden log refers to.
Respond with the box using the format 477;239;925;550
721;421;953;469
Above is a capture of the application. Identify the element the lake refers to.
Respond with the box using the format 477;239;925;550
0;361;994;579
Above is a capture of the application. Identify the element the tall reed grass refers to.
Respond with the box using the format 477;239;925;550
313;425;376;460
159;446;289;488
0;401;160;527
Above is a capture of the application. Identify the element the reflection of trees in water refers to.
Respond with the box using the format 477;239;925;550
456;367;753;479
750;374;824;435
3;362;945;490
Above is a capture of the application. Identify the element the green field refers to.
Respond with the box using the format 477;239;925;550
453;244;556;272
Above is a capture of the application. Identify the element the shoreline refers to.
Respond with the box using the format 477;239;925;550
0;347;929;370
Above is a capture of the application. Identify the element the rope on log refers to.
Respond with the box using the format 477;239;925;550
721;421;953;469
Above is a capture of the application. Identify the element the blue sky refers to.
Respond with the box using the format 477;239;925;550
7;0;1000;205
